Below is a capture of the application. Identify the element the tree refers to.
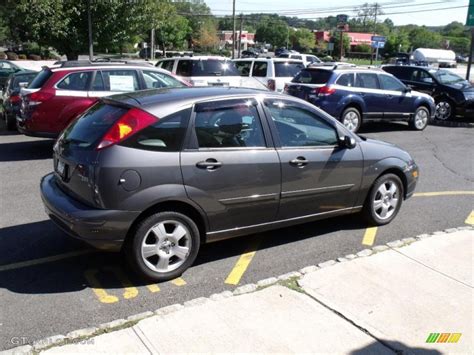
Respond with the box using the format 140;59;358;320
355;2;384;32
409;27;442;49
255;17;289;48
290;28;315;52
332;32;350;59
194;19;219;51
383;30;410;56
156;14;191;53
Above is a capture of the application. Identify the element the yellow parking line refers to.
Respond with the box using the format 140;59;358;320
225;237;262;285
413;191;474;197
362;227;378;246
465;210;474;225
146;284;161;293
84;269;119;304
170;277;187;286
0;250;95;272
106;267;138;299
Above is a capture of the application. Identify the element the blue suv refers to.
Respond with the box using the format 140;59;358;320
285;67;435;132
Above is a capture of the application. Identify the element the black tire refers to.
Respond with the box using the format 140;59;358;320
409;106;429;131
5;113;17;131
434;98;455;121
341;107;362;133
125;211;200;282
363;173;404;226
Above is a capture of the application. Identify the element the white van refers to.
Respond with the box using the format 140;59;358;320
233;58;305;92
278;53;322;67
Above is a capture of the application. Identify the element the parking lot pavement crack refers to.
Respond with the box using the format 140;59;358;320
421;131;474;183
292;282;398;354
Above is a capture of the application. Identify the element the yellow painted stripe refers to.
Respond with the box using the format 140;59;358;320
0;250;95;272
225;237;262;285
170;277;187;286
362;227;378;246
448;333;462;343
413;191;474;197
146;284;161;293
84;269;119;304
465;210;474;225
106;267;138;299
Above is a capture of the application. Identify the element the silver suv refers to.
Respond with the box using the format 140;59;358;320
41;87;419;281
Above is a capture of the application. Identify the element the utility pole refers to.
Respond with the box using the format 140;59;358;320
151;28;155;61
370;2;378;65
232;0;236;59
238;13;243;58
339;31;343;60
87;0;93;61
467;27;474;81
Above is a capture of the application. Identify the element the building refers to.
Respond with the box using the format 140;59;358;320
218;31;255;51
314;31;376;51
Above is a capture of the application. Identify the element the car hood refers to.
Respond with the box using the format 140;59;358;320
360;137;413;164
444;81;474;92
410;89;435;101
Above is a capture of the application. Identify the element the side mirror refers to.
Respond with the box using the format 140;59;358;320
340;135;356;149
404;86;411;93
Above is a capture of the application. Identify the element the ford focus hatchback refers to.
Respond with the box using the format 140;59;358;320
41;87;419;281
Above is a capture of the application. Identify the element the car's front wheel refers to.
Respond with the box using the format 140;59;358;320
410;106;429;130
435;98;454;121
126;211;200;282
363;173;404;226
341;107;362;133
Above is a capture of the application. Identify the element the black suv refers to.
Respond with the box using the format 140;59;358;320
382;65;474;121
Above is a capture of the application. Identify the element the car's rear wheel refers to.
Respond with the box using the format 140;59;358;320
410;106;429;130
435;98;454;121
363;173;404;226
341;107;362;133
5;113;17;131
126;211;200;282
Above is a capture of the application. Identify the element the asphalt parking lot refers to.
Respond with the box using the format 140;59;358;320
0;119;473;351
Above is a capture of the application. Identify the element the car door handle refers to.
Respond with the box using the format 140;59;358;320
196;159;223;170
289;157;309;167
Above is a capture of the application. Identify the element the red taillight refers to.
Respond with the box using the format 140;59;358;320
9;95;21;104
317;85;336;96
267;79;276;91
28;90;55;106
97;108;158;150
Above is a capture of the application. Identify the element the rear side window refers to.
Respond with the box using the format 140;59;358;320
274;62;305;77
293;70;331;84
177;60;192;76
61;103;127;149
101;70;139;91
291;55;303;60
355;73;379;89
336;73;355;87
142;70;186;89
57;71;92;91
157;60;174;72
28;69;53;89
252;62;268;77
12;73;37;90
234;61;252;76
120;108;191;152
379;75;405;91
384;66;411;80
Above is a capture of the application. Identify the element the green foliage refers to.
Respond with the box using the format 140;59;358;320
332;33;350;58
255;17;289;48
353;44;371;53
290;28;315;52
383;30;411;56
408;26;443;49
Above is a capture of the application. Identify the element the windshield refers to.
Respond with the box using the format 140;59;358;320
274;62;305;77
191;60;240;76
430;70;465;85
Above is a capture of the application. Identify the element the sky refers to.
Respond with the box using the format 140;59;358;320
203;0;469;27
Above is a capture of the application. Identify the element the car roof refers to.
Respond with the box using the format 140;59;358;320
159;56;228;61
49;65;169;73
303;66;384;75
234;58;304;63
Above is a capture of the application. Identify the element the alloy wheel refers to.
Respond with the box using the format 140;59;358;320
343;111;359;132
414;108;428;129
435;101;452;120
373;180;399;220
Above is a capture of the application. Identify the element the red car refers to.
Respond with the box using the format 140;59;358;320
17;61;190;138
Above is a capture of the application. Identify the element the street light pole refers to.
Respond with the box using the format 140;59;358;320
232;0;236;59
87;0;93;61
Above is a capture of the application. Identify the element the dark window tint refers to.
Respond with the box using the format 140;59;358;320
61;104;127;150
379;74;405;91
142;70;186;89
177;60;192;76
292;55;303;60
293;69;331;84
12;73;37;90
234;61;252;76
157;60;174;72
274;62;305;77
120;108;191;152
91;71;105;90
252;62;268;77
384;66;411;80
190;60;240;77
355;73;379;89
101;70;139;91
57;71;92;91
265;100;338;147
194;100;265;148
414;70;434;84
28;69;53;89
336;73;355;87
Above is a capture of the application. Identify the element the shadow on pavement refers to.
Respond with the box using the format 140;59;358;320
351;339;442;355
0;139;54;162
359;121;411;133
0;214;366;294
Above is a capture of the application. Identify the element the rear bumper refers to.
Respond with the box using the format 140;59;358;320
40;173;140;251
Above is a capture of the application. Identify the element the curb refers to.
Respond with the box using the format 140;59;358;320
5;225;472;355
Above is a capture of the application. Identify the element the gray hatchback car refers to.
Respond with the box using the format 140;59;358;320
41;87;419;281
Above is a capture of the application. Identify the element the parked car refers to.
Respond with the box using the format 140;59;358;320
278;53;322;66
40;86;419;281
241;49;260;58
1;70;38;130
274;47;289;57
17;60;189;138
382;65;474;121
285;67;435;132
233;58;305;92
0;60;25;89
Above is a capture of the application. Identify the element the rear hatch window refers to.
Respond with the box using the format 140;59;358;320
274;62;305;77
12;73;38;90
61;103;127;150
292;69;332;84
190;60;240;77
28;69;53;89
